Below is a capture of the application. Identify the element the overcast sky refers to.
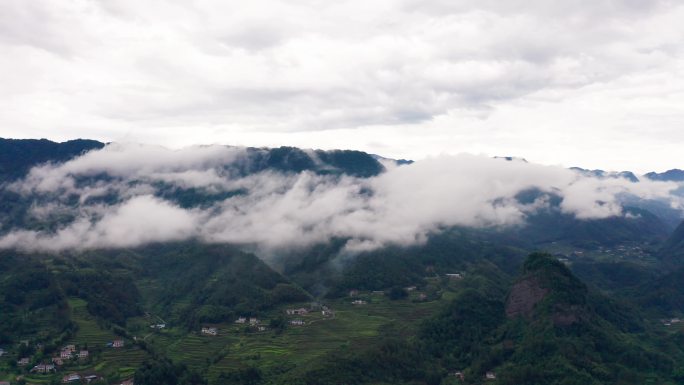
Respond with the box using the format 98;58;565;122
1;0;683;173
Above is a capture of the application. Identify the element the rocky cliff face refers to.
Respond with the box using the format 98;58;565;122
505;253;589;326
505;276;548;319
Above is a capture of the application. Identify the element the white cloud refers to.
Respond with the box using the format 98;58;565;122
0;195;201;250
1;144;681;252
13;142;245;194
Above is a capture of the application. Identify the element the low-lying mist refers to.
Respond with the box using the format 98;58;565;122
0;142;681;253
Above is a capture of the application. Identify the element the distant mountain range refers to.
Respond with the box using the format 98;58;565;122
571;166;684;183
646;169;684;182
1;137;674;269
0;137;681;249
0;138;384;182
2;138;681;183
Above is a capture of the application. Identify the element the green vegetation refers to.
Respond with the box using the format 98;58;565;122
135;356;206;385
5;240;684;384
0;242;456;384
5;234;684;385
0;252;72;345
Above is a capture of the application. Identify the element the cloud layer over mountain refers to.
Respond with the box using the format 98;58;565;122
0;143;681;252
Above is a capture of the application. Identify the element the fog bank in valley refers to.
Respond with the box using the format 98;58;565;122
0;143;681;253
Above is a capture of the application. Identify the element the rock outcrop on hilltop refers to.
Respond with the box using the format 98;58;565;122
505;276;548;319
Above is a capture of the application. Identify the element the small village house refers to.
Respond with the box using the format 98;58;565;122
201;327;218;336
52;357;64;366
0;380;10;385
60;344;76;358
62;373;81;383
286;308;309;315
290;319;305;326
352;300;367;305
31;363;56;373
249;318;260;325
112;339;124;348
349;289;359;297
79;350;89;359
17;358;29;366
485;372;496;380
235;317;247;324
448;371;465;380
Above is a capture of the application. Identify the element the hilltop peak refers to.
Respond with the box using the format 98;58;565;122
506;252;588;326
645;169;684;182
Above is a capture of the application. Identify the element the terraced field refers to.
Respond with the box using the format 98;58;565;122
3;289;457;385
62;298;151;380
163;333;233;369
67;298;118;347
98;347;150;378
142;291;456;383
18;374;53;385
